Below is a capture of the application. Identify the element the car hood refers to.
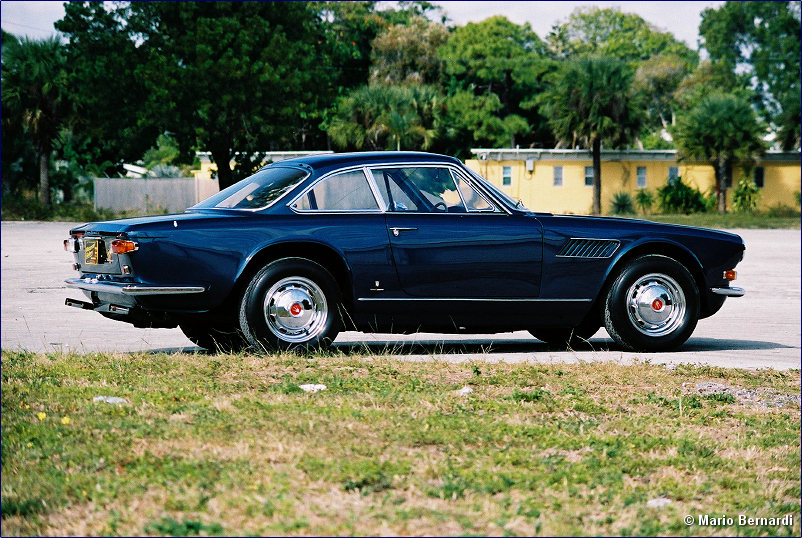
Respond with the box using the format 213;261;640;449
544;213;744;243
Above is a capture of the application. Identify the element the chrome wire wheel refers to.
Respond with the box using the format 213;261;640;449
626;272;686;337
263;276;328;343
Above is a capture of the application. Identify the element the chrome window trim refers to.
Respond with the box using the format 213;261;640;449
285;160;514;216
367;162;512;215
194;166;311;213
288;165;384;214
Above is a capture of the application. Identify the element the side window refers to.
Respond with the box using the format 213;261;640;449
637;166;647;188
754;166;764;188
451;170;497;212
668;166;679;185
293;169;378;211
553;166;563;187
373;169;419;212
372;167;465;213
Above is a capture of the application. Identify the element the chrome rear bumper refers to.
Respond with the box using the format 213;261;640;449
66;278;205;295
710;287;745;297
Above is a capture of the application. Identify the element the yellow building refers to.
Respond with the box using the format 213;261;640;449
465;149;801;214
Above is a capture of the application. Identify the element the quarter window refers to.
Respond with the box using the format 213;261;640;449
502;166;512;186
452;171;496;212
293;169;379;211
584;166;593;187
553;166;563;187
637;166;647;188
754;167;764;188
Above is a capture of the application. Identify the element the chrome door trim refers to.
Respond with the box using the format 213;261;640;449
356;297;592;302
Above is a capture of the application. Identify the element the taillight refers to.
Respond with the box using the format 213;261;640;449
111;239;138;254
63;238;79;252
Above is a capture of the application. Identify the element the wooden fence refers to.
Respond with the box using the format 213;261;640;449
94;177;219;213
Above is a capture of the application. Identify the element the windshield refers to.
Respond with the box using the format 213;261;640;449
464;167;528;211
192;166;309;210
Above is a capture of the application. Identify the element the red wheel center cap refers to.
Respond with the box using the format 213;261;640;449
651;298;664;311
290;303;303;316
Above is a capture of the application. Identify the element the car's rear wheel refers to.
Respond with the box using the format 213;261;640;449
180;323;247;352
604;254;699;352
239;258;341;352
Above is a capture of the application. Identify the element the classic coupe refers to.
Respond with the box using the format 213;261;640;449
64;152;745;352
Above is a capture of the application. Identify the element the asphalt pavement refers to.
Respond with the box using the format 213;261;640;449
1;221;799;370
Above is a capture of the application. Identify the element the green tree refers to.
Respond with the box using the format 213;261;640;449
699;1;801;149
55;2;158;175
438;16;554;149
538;57;644;215
1;34;71;206
548;7;697;64
633;53;695;143
369;16;448;86
672;93;766;213
327;85;440;151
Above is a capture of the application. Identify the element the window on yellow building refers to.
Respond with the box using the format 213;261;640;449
637;166;647;188
554;166;563;187
668;166;679;185
584;166;593;186
754;166;764;188
502;166;512;186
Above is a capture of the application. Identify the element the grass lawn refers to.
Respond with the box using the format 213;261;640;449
2;350;799;536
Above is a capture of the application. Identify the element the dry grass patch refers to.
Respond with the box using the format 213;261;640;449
2;350;799;536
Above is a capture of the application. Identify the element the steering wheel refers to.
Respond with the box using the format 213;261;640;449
434;201;447;212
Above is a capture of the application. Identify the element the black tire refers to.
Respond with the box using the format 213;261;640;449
180;323;248;353
529;320;599;348
603;254;699;352
238;258;341;352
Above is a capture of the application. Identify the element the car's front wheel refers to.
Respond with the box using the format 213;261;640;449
603;254;699;352
238;258;341;352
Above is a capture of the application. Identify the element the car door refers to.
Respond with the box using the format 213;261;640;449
370;165;543;298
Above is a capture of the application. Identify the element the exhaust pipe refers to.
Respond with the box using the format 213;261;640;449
65;298;94;310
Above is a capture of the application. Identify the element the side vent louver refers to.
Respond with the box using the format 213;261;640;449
557;238;619;258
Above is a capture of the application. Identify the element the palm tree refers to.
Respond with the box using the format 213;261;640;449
673;93;765;213
1;35;70;206
539;56;644;215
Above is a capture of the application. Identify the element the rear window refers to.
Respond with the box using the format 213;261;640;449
192;166;308;210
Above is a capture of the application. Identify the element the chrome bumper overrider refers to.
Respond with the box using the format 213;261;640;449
710;287;745;297
66;278;205;295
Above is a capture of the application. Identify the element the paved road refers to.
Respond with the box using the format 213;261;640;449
2;221;799;369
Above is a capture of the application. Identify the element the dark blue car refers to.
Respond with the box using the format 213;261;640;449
64;152;745;352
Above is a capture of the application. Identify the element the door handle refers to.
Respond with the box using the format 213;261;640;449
390;227;417;237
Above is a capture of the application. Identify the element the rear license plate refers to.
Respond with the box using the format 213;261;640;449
84;239;108;264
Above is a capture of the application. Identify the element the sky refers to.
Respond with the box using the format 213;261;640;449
1;1;723;49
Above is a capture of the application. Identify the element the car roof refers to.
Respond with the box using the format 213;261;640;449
270;151;462;171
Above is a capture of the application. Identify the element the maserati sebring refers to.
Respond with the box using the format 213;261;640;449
64;152;745;352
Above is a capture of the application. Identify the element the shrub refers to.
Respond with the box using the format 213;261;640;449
794;190;801;207
765;203;801;218
610;192;635;215
732;178;761;213
657;177;707;214
634;189;653;214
